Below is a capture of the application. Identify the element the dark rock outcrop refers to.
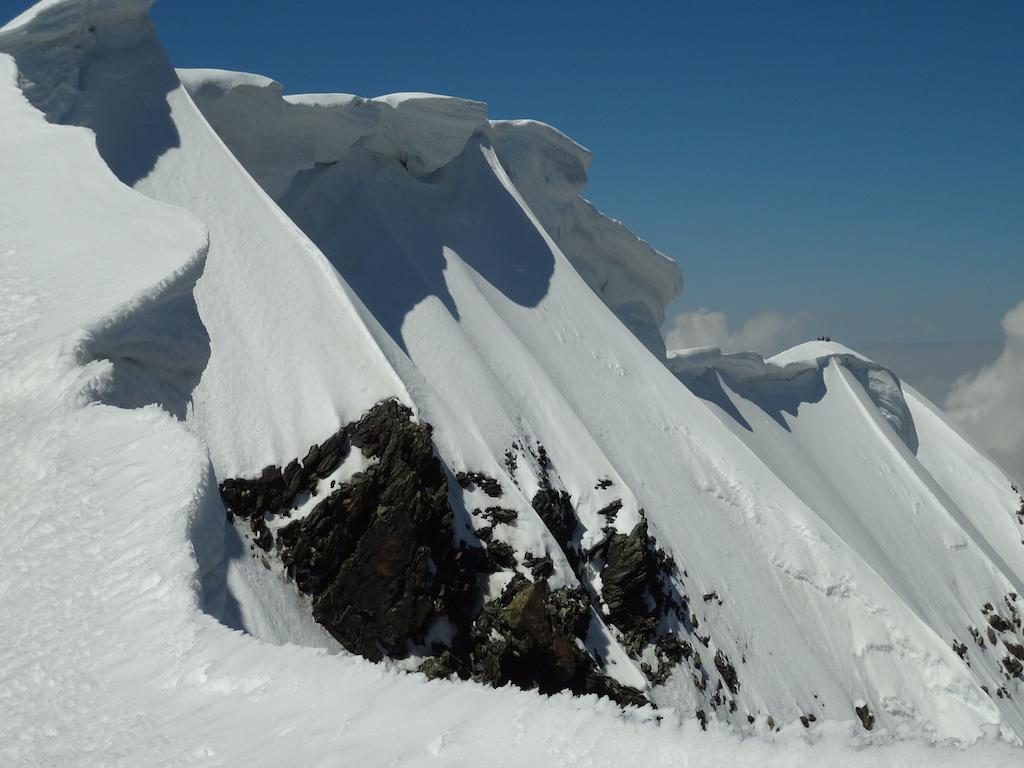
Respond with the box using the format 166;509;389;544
597;499;623;525
989;614;1013;633
531;488;578;553
469;575;648;707
1004;655;1024;678
218;402;654;709
280;400;454;660
523;552;555;581
455;471;502;497
485;540;517;571
855;704;875;731
714;649;739;695
598;520;684;655
479;506;518;525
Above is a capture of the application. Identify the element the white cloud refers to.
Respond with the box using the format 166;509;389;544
944;300;1024;484
664;308;811;356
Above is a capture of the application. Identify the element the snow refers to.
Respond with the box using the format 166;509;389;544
179;70;682;357
489;118;683;357
179;69;488;197
3;0;1024;764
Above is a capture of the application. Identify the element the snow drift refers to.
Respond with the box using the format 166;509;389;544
2;0;1024;764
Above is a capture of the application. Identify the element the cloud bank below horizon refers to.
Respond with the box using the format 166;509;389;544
945;300;1024;484
664;308;811;357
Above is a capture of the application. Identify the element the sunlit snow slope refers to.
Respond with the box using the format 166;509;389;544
2;0;1024;763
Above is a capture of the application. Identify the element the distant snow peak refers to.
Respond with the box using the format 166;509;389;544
668;344;919;452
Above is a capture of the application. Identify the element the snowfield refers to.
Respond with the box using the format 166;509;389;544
2;1;1024;765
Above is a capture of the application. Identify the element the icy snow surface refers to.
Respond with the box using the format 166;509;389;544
2;0;1024;765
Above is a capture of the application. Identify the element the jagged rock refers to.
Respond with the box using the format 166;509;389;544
220;424;351;525
315;431;349;478
480;506;518;525
531;488;577;552
595;478;614;490
503;447;518;476
597;499;622;524
536;444;550;473
855;704;875;731
601;523;649;619
714;649;739;694
1006;642;1024;661
522;552;554;581
969;626;985;647
1004;655;1024;678
221;412;693;712
282;458;303;498
658;634;687;664
432;544;490;659
280;400;454;661
419;651;459;680
250;515;272;551
470;575;647;707
595;519;690;663
486;540;517;571
989;614;1013;633
644;635;689;685
454;471;502;497
220;467;285;519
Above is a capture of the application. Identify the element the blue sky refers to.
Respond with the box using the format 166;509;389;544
6;0;1020;356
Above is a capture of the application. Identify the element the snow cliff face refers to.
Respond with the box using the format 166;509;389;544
3;0;1024;759
178;69;681;360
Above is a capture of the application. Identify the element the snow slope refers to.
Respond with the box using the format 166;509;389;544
179;70;681;359
2;0;1024;764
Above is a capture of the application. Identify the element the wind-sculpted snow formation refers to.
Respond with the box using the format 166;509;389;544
2;0;1024;764
177;68;681;359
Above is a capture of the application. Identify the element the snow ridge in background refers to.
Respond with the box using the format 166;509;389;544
2;0;1024;764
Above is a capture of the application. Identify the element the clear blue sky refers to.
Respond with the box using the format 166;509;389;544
8;0;1022;348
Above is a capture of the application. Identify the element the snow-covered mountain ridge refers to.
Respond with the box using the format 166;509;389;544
2;0;1024;764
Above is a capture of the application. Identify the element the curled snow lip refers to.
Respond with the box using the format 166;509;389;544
179;66;682;357
180;67;558;353
0;0;153;39
0;0;182;185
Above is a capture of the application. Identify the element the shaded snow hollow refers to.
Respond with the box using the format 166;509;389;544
2;0;1024;765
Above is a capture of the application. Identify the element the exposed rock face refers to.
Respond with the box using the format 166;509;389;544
531;488;578;553
218;405;744;716
989;614;1013;633
454;471;502;497
469;575;647;706
598;520;683;655
281;401;453;659
856;704;876;731
714;649;739;695
219;400;648;707
221;400;454;659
